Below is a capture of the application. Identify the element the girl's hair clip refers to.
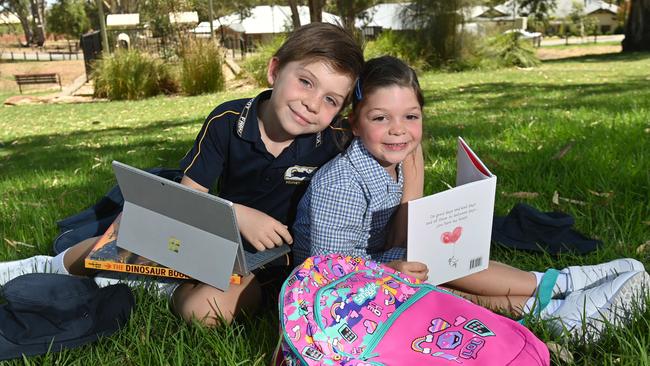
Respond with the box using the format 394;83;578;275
354;79;362;102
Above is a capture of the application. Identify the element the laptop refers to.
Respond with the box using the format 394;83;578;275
112;161;290;290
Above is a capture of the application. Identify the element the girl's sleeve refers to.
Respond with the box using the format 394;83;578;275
373;247;407;263
306;183;367;258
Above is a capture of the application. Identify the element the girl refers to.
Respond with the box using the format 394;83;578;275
293;56;648;340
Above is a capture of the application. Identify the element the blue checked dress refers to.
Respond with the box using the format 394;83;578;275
293;138;407;265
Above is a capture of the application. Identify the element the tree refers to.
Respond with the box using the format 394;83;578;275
28;0;46;46
519;0;556;23
583;15;600;42
409;0;465;67
568;0;585;38
287;0;301;29
1;0;33;45
307;0;322;22
332;0;375;35
622;0;650;51
47;0;91;39
1;0;45;46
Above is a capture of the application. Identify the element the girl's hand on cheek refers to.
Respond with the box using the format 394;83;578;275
386;260;429;281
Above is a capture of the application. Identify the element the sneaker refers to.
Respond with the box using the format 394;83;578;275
561;258;645;296
0;255;53;286
548;270;650;340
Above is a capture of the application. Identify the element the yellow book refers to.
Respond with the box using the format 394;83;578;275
84;214;241;284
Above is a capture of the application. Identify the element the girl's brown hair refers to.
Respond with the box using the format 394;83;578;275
331;56;424;150
352;55;424;112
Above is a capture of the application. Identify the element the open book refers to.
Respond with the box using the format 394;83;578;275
407;137;497;285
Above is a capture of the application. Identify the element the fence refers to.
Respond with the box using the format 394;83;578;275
1;51;82;61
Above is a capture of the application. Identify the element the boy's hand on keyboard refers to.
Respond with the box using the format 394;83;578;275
234;203;293;251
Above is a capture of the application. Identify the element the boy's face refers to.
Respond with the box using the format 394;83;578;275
352;85;423;172
265;58;354;138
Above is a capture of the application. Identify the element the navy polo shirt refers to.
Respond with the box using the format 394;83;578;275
180;89;341;227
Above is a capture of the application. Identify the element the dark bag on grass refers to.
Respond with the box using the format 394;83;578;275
52;168;184;254
0;273;134;360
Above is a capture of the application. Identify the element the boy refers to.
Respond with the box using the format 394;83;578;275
0;23;364;326
172;22;363;324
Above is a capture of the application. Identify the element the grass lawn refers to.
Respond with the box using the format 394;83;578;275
1;51;650;365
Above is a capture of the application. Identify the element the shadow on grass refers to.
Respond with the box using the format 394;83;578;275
542;50;650;64
427;76;650;117
0;117;201;207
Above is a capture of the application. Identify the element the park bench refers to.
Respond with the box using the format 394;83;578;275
14;73;62;94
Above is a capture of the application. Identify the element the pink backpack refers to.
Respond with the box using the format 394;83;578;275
274;254;549;365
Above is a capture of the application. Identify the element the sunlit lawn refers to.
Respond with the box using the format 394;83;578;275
1;51;649;365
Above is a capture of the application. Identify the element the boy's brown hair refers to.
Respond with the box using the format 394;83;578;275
273;23;364;82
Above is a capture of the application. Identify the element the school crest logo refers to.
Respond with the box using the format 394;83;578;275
284;166;317;184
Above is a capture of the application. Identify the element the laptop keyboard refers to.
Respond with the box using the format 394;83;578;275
244;244;291;270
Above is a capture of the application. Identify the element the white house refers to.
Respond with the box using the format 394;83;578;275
550;0;619;34
193;5;341;48
357;2;526;38
466;0;619;35
356;2;417;36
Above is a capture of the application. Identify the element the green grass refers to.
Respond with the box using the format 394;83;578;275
1;51;650;365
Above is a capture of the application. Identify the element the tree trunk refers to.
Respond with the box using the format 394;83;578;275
29;0;46;46
17;10;34;46
6;0;33;45
287;0;301;29
335;0;356;33
308;0;322;23
622;0;650;51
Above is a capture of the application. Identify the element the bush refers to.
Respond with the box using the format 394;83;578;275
364;30;429;71
241;35;285;87
93;49;178;100
180;40;225;96
481;32;540;68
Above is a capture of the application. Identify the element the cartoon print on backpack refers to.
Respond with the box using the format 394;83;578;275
411;316;494;363
460;337;486;360
463;319;495;337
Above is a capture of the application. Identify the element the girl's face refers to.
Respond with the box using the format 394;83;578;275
352;85;423;174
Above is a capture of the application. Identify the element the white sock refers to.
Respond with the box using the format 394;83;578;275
531;271;569;298
523;297;564;318
0;255;53;286
51;249;70;275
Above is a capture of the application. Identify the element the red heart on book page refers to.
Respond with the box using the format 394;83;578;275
440;226;463;244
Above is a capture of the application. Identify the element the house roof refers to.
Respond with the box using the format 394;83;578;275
468;5;512;20
529;0;617;18
476;0;617;20
194;5;341;35
106;13;140;28
356;3;417;30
